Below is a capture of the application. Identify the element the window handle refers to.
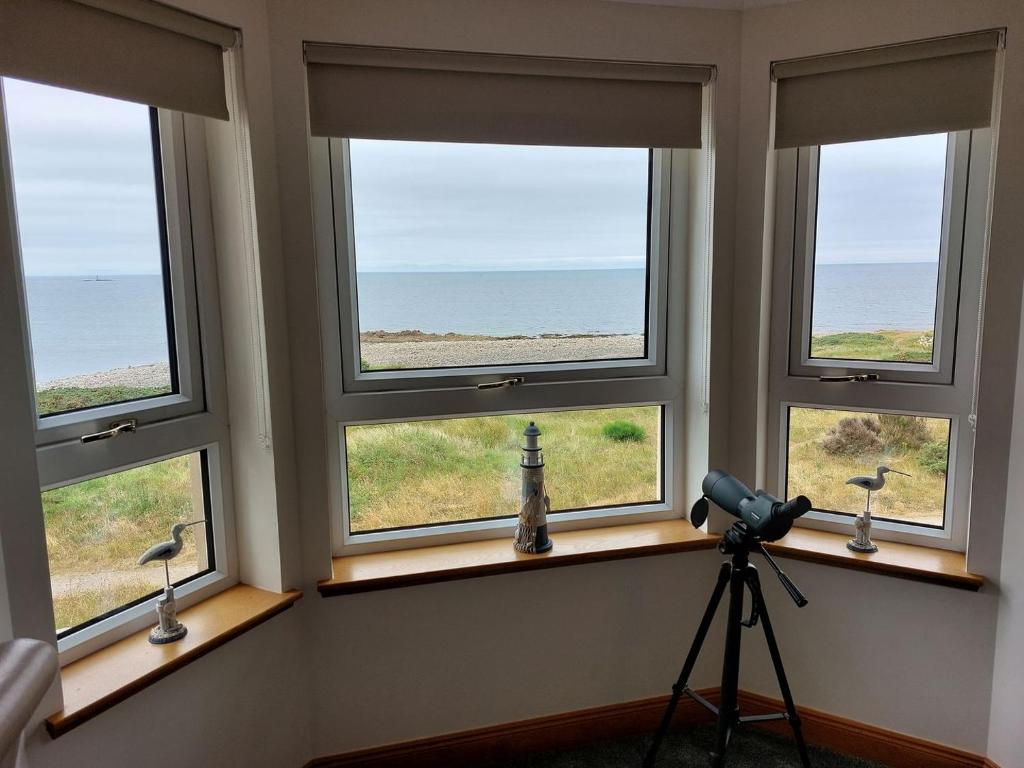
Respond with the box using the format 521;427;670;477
817;374;880;383
477;376;525;391
80;418;138;444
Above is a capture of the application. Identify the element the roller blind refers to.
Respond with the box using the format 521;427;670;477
305;44;714;148
0;0;236;120
773;30;1003;149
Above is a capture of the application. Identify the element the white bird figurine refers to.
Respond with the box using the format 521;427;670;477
845;466;910;553
138;520;205;589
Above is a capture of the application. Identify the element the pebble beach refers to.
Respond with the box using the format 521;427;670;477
36;334;646;388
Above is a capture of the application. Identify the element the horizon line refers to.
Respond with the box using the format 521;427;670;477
23;259;940;278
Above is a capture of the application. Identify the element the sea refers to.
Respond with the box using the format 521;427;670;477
23;262;938;382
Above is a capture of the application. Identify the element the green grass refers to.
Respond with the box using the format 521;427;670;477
346;407;660;532
787;408;948;526
602;420;647;442
810;330;933;363
36;385;170;416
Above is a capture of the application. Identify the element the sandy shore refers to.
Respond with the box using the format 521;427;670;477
38;363;172;390
361;333;645;368
35;334;646;387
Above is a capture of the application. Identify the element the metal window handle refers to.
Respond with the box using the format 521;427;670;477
80;418;138;444
477;376;525;391
818;374;880;383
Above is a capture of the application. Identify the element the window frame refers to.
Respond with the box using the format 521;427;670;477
766;129;992;552
0;83;238;662
1;96;208;446
324;138;671;395
787;132;970;385
311;137;696;556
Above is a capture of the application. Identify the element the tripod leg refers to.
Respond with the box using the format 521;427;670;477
746;569;812;768
710;564;746;767
643;562;731;768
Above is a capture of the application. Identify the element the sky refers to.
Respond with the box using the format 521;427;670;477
4;78;164;277
4;77;947;276
815;132;947;265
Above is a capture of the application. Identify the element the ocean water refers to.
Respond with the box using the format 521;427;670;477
811;261;939;334
23;263;939;382
25;275;171;384
356;269;648;337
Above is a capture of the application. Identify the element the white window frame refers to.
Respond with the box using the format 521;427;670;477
311;137;698;555
766;129;993;552
0;83;238;663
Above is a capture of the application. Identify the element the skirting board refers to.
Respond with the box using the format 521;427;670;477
305;688;993;768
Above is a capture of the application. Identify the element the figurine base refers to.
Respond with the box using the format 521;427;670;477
847;539;879;554
148;623;188;644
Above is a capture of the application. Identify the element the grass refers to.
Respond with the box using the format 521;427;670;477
36;385;170;416
787;408;948;526
602;420;647;442
346;407;660;532
810;330;934;363
52;576;163;633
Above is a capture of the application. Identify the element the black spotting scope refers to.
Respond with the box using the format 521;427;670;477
690;469;811;542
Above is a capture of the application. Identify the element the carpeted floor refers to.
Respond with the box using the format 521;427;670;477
493;725;890;768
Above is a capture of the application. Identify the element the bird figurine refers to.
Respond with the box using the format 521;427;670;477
138;520;205;644
845;466;910;553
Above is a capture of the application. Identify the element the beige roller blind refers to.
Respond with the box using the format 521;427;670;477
0;0;236;120
773;30;1003;149
305;44;714;148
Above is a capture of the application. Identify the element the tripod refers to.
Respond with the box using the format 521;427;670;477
643;522;812;768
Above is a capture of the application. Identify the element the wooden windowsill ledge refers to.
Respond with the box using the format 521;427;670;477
765;528;983;591
47;584;302;738
318;520;719;596
320;520;983;597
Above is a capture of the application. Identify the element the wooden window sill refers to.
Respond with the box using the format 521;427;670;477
764;528;983;591
46;584;302;738
319;520;983;597
318;520;719;596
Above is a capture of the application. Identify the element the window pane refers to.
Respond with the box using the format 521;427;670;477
43;453;212;636
786;407;950;528
810;134;948;363
346;406;662;533
3;78;176;416
348;140;650;372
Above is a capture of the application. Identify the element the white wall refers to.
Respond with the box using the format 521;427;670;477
22;610;310;768
9;1;1024;766
986;302;1024;765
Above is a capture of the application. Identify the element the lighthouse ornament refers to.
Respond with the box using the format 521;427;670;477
514;422;553;554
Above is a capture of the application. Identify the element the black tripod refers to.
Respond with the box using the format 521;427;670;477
643;522;812;768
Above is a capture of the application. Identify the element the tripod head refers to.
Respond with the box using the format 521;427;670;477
721;521;808;608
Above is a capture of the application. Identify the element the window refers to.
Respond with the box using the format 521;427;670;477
346;406;663;533
347;141;653;372
43;452;214;636
768;130;992;550
308;44;712;552
317;136;685;551
329;139;671;393
1;77;235;656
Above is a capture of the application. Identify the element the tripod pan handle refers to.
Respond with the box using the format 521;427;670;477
777;570;808;607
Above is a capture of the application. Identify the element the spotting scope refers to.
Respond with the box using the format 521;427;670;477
690;469;811;542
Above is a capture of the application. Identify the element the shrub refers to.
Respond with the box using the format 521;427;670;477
918;441;948;476
602;420;647;443
820;417;882;456
878;414;930;451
